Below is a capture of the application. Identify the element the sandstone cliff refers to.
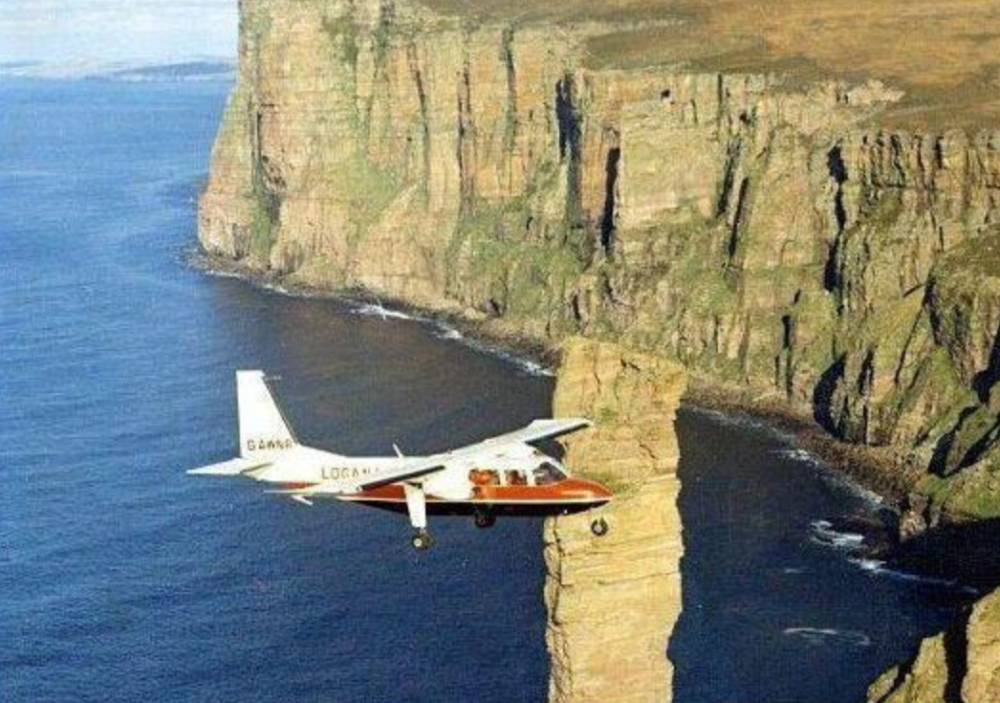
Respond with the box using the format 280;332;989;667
867;586;1000;703
200;0;1000;520
544;337;685;703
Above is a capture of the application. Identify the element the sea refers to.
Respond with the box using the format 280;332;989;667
0;75;975;703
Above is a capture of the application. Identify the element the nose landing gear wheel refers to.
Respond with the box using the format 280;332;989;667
474;510;496;529
411;530;434;550
590;517;609;537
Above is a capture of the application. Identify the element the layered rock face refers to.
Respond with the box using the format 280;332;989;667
201;0;1000;518
544;337;686;703
867;586;1000;703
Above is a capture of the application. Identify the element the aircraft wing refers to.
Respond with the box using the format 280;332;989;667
475;418;593;448
187;457;271;476
357;458;449;490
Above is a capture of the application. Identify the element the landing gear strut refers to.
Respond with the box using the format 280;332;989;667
590;517;609;537
411;529;434;550
474;509;497;529
405;483;432;550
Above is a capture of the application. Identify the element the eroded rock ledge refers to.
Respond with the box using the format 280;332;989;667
545;338;686;703
867;586;1000;703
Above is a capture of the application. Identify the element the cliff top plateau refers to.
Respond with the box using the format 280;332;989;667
421;0;1000;130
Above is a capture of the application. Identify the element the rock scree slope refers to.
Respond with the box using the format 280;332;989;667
200;0;1000;521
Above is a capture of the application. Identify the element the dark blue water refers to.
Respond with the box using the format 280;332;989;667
0;78;971;703
671;409;972;703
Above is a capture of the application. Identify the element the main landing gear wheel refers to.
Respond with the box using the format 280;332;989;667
474;510;497;529
590;517;610;537
411;530;434;550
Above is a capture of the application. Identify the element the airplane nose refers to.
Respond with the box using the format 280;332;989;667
562;478;613;501
585;479;614;500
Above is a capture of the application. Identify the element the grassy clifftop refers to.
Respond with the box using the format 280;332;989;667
421;0;1000;130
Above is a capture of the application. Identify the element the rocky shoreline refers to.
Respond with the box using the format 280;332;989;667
194;250;926;517
200;255;890;444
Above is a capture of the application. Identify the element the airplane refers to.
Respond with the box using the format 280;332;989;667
188;371;613;549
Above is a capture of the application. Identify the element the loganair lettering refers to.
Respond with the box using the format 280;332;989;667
322;467;374;481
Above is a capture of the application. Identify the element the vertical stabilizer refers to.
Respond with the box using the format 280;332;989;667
237;371;298;459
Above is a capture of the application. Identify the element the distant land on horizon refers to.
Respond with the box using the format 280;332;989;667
0;58;237;82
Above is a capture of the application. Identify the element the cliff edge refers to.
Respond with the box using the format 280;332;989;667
544;337;686;703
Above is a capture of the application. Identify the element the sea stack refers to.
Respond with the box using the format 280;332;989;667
544;337;686;703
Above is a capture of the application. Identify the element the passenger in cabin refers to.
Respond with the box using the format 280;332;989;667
506;470;527;486
469;469;500;486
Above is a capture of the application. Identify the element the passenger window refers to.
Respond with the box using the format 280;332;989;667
505;470;527;486
470;469;500;486
533;462;563;486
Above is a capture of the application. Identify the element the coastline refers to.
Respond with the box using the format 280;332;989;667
190;249;922;513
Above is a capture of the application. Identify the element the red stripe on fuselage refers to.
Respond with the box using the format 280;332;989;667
345;478;612;506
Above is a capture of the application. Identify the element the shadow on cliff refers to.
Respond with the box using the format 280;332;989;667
896;517;1000;592
812;354;846;433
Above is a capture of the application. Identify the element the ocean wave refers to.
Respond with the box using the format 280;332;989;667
351;302;423;322
435;327;465;341
774;449;884;507
847;557;979;595
772;447;823;467
810;519;866;550
818;471;885;507
783;627;871;648
434;328;555;377
192;256;555;378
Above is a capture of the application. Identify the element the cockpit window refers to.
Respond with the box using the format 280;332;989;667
533;462;565;486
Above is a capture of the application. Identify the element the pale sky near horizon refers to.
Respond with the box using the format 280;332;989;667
0;0;238;63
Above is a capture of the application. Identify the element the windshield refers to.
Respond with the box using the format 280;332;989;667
533;461;565;486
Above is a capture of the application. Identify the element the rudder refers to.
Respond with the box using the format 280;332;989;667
237;371;298;459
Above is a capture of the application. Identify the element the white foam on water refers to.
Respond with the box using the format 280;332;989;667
847;557;979;595
351;302;423;322
687;406;780;435
193;256;557;377
810;519;866;550
772;447;827;471
434;326;464;341
783;627;871;648
819;470;886;507
772;447;884;508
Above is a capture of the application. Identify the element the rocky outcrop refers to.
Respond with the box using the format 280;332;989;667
544;337;686;703
867;586;1000;703
201;0;1000;519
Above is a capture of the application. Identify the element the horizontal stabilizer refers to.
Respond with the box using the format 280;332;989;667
187;457;271;477
264;485;328;496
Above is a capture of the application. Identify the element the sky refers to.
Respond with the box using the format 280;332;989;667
0;0;238;64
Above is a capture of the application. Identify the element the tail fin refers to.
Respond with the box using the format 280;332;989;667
237;371;298;459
